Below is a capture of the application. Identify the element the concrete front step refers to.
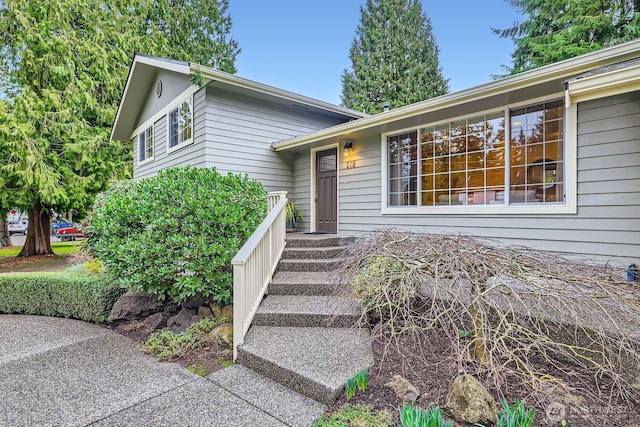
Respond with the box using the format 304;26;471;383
285;235;355;248
207;365;327;427
236;326;373;405
282;246;345;260
269;271;341;296
253;295;360;327
277;258;341;272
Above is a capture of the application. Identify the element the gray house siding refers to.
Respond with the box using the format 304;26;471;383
133;82;352;192
134;88;207;180
200;86;348;193
138;70;193;127
292;91;640;263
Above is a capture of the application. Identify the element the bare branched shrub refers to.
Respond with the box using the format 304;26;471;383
335;230;640;408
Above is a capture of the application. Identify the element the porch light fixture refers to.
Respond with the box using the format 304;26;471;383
343;139;353;157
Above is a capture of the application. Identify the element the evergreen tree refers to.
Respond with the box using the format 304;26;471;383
136;0;239;72
0;0;239;257
495;0;640;75
341;0;449;113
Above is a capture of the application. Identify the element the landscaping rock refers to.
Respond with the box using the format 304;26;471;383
221;304;233;323
166;307;196;333
190;315;203;324
204;323;233;348
108;290;164;324
445;374;497;425
197;306;213;318
142;312;166;330
182;294;205;309
209;302;223;318
164;303;180;316
385;375;420;402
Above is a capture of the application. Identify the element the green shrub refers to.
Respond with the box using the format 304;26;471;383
0;272;125;323
85;167;267;304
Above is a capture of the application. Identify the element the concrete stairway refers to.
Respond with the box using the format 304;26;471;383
236;234;373;406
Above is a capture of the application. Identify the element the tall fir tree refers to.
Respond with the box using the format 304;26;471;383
341;0;449;113
495;0;640;75
0;0;239;256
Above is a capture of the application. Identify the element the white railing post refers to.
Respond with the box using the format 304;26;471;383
232;192;288;360
267;191;288;211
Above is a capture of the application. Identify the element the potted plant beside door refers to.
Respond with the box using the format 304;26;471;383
285;199;304;232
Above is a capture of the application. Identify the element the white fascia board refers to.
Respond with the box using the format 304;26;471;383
191;64;366;119
273;39;640;152
135;54;191;75
566;64;640;105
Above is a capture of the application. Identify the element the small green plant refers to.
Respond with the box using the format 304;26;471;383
345;368;369;400
346;377;357;401
312;404;393;427
187;364;207;376
140;317;227;362
285;198;304;224
458;329;474;338
221;360;234;369
399;403;453;427
496;399;535;427
356;368;369;392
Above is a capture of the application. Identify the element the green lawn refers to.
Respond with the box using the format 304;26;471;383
0;241;83;257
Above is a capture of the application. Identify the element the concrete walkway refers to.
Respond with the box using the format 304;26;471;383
0;315;326;427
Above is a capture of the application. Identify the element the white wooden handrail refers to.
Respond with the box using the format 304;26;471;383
232;192;287;360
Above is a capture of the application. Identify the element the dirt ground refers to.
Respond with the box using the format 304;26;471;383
329;330;640;426
0;254;74;273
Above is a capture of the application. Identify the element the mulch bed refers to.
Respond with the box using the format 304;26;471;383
329;329;640;426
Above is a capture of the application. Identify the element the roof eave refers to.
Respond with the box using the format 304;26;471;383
273;39;640;152
190;64;367;120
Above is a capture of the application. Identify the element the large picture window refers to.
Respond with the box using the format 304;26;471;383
386;100;564;208
137;126;153;163
168;97;193;150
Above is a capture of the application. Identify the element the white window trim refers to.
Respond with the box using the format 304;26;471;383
380;95;577;215
137;126;154;166
166;95;194;154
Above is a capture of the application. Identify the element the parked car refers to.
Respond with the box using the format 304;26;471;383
56;225;85;241
8;220;28;236
51;220;73;235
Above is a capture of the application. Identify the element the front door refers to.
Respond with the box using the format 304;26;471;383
316;148;337;233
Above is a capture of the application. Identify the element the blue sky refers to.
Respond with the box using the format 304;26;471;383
227;1;524;106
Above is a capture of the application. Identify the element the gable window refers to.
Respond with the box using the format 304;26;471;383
168;96;193;150
137;126;154;163
385;100;564;209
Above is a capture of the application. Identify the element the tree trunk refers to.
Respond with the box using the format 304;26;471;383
0;219;11;247
17;204;53;257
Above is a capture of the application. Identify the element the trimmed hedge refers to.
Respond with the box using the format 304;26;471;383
0;272;125;323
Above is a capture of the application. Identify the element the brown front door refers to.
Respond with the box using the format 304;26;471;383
316;148;337;233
